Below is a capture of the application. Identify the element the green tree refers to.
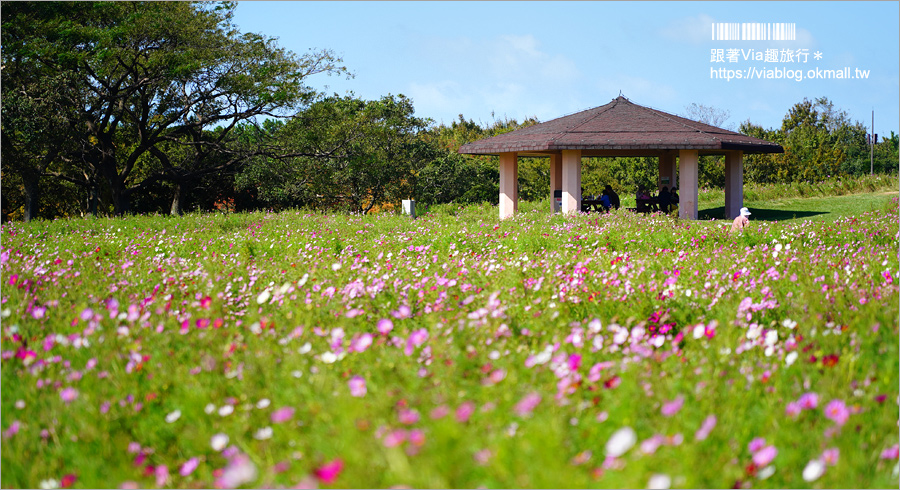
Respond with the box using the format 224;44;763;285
1;1;347;217
242;94;434;214
740;97;869;184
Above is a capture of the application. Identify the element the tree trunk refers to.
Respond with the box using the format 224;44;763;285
111;181;131;216
23;174;40;222
170;180;185;216
87;183;99;217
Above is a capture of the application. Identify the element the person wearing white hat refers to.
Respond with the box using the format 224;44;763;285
731;207;751;232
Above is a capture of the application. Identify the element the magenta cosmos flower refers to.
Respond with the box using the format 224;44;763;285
823;399;849;426
348;376;367;397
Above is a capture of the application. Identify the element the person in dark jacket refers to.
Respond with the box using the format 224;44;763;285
604;185;620;210
658;186;671;213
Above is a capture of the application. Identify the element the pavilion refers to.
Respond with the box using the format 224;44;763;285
458;96;783;220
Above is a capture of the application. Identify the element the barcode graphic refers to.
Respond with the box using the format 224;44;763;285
711;23;796;41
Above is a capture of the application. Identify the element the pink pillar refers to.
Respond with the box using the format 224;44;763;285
499;152;518;219
724;150;744;219
678;150;699;220
658;152;677;193
549;153;562;213
561;150;582;215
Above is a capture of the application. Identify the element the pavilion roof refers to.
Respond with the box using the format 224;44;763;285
458;96;783;155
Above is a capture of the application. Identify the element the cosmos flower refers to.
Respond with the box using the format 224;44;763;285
348;376;367;397
823;399;849;426
605;427;637;457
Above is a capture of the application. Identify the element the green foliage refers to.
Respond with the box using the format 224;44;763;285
240;94;434;214
740;97;887;185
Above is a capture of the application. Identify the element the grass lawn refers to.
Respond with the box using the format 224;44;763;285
699;191;899;222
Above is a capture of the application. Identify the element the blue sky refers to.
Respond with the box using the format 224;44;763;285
233;1;899;135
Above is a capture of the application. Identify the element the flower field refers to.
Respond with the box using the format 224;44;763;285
2;199;898;489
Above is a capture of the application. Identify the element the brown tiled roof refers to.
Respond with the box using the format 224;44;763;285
458;96;783;155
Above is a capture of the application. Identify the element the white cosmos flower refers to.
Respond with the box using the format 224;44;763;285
204;403;216;414
297;342;312;354
647;473;671;489
165;410;181;423
39;479;59;489
297;273;309;287
256;290;271;304
757;465;776;480
331;262;342;271
320;352;337;364
253;427;273;440
782;319;797;329
802;459;825;482
605;426;637;457
256;398;271;409
218;405;234;416
746;325;762;340
785;351;799;366
765;330;778;346
211;433;229;451
692;324;705;339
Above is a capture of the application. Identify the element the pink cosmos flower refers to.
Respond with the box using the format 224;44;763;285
567;353;582;371
348;376;367;397
785;401;802;417
377;318;394;335
474;449;492;466
217;453;257;489
640;435;664;455
430;405;449;419
383;429;407;448
271;407;295;424
60;387;79;403
3;421;21;438
398;408;419;425
748;437;766;454
408;429;426;447
455;402;475;423
752;445;777;467
822;448;839;466
313;459;344;484
404;328;428;355
350;333;373;353
824;399;849;426
155;464;169;487
799;392;819;410
31;306;46;319
513;392;541;417
880;444;899;460
180;457;199;477
661;395;684;417
694;415;717;441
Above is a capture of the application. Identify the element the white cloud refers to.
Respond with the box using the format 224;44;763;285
406;33;583;124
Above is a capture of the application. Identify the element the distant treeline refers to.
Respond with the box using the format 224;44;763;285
2;2;897;221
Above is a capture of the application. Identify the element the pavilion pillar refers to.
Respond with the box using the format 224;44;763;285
549;153;562;213
658;152;677;192
499;152;519;219
678;150;699;220
561;150;582;215
724;150;744;219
